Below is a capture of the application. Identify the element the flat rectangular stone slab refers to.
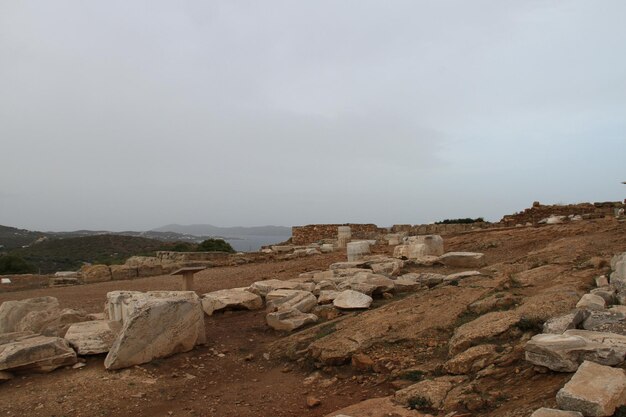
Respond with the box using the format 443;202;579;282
556;360;626;416
531;408;583;417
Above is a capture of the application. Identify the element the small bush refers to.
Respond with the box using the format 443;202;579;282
0;255;36;274
197;239;235;253
407;396;432;411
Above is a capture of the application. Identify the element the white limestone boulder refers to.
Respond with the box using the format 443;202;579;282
64;320;122;355
576;294;606;311
556;361;626;416
201;289;263;316
438;252;486;268
104;295;205;370
247;279;302;297
347;241;371;262
333;290;373;310
0;333;77;373
543;310;589;334
0;297;60;334
337;272;395;296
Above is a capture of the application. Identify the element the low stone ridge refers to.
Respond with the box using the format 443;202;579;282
333;290;373;310
393;377;460;410
201;288;263;316
0;333;77;373
556;360;626;416
530;408;583;417
582;310;626;334
444;344;499;375
438;252;486;268
266;307;318;331
64;320;121;355
104;294;205;370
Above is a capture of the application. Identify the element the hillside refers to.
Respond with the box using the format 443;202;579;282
0;225;47;250
8;234;173;273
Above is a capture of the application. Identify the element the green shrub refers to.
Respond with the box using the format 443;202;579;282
197;238;235;253
170;242;195;252
0;255;36;274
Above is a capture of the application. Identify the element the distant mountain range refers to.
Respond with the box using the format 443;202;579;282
151;224;291;237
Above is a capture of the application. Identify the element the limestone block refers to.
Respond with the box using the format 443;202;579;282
444;344;499;375
556;361;626;416
438;252;486;268
525;333;626;372
347;241;371;262
333;290;373;310
0;333;77;373
0;297;60;334
266;308;318;331
109;265;138;281
576;294;606;311
201;289;263;316
266;290;317;313
104;296;205;370
64;320;121;355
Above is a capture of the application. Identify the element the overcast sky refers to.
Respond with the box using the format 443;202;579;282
1;1;625;231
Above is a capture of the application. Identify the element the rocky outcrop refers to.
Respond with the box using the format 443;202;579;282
266;308;318;331
80;265;112;283
444;344;499;375
325;396;422;417
333;290;373;310
394;377;461;410
109;265;138;281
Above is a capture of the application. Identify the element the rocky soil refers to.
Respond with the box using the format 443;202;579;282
1;217;626;417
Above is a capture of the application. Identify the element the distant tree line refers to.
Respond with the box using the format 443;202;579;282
170;238;235;253
435;217;485;225
0;254;36;274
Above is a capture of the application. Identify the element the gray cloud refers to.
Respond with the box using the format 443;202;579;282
1;1;625;231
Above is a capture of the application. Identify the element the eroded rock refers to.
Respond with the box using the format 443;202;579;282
0;333;77;373
201;289;263;315
64;320;121;355
438;252;486;268
333;290;373;310
266;308;318;331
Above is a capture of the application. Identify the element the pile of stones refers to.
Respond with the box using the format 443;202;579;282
525;252;626;416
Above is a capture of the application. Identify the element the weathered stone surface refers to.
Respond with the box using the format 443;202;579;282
325;396;422;417
318;291;342;305
410;235;444;256
0;333;77;373
266;290;317;313
449;310;519;355
445;344;499;375
525;333;626;372
543;310;589;334
314;281;338;296
347;241;371;262
109;265;138;281
15;307;89;338
438;252;486;268
556;361;626;416
329;261;367;271
0;297;60;334
104;296;205;370
369;259;404;277
333;290;373;310
0;370;13;382
590;288;616;305
530;408;583;417
393;277;421;293
393;377;459;410
402;272;446;287
312;305;341;320
266;308;318;331
201;289;263;315
393;245;409;258
80;264;112;283
124;256;163;277
444;270;482;282
49;276;80;287
582;310;626;333
247;279;301;297
337;273;395;296
64;320;121;355
468;293;520;315
576;294;606;311
596;275;609;288
512;265;568;287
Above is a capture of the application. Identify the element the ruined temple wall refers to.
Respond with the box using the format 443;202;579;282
500;202;624;226
291;224;386;245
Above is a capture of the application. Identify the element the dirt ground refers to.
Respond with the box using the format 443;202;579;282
1;218;626;417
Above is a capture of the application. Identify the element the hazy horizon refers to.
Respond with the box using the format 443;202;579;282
2;1;625;232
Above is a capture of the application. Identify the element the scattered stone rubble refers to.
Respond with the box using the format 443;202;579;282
525;251;626;416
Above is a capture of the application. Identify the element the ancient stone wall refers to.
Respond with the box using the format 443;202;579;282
291;224;387;245
156;251;231;263
390;222;494;235
500;201;624;226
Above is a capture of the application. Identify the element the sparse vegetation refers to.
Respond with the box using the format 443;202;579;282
0;254;36;274
515;316;544;332
197;238;235;253
407;396;433;411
